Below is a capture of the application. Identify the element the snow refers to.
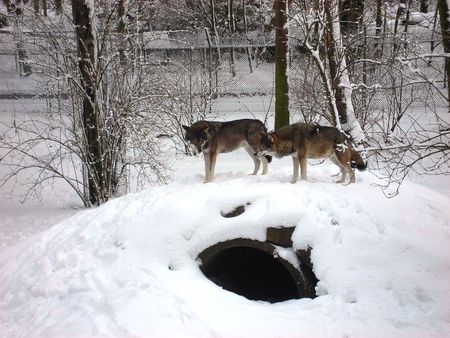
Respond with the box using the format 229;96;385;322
0;145;449;337
0;6;449;336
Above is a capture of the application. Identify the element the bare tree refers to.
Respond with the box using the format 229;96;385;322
288;0;448;195
340;0;364;33
274;0;290;129
71;0;105;205
0;2;169;207
210;0;222;61
227;0;236;76
420;0;429;13
33;0;39;14
289;0;364;141
54;0;63;15
242;0;253;73
12;0;32;76
438;0;450;107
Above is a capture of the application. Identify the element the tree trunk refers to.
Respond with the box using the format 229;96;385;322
430;1;439;55
13;0;32;76
438;0;450;110
273;0;289;129
340;0;364;33
394;0;407;35
324;1;346;126
72;0;105;205
228;0;236;76
33;0;39;14
118;0;126;65
243;0;253;73
340;0;365;75
374;0;382;55
420;0;428;13
402;0;413;51
375;0;382;36
210;0;221;61
55;0;63;15
42;0;47;16
325;0;365;142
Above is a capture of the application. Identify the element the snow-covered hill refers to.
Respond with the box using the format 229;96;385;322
0;164;449;337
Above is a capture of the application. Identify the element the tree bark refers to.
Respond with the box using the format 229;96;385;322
274;0;289;129
13;0;32;76
72;0;105;205
228;0;236;76
375;0;382;36
118;0;126;65
243;0;253;73
55;0;63;15
438;0;450;110
374;0;382;55
324;1;346;126
324;0;365;142
42;0;47;16
210;0;221;61
340;0;364;33
33;0;39;14
420;0;429;13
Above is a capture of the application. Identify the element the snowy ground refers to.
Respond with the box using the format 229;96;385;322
1;28;449;335
1;114;450;337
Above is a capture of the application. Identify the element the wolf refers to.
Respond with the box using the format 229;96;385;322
258;123;366;184
182;119;272;182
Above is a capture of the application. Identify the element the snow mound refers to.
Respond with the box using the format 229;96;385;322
1;176;449;337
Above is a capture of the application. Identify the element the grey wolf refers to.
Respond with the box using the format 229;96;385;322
182;119;272;182
258;123;366;184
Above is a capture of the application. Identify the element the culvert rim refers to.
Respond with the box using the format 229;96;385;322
197;238;317;300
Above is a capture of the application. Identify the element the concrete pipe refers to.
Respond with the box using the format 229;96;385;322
197;238;317;303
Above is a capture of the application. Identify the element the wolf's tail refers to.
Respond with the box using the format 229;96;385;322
350;149;367;171
265;155;272;163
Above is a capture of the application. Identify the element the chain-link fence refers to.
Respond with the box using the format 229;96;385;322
1;8;448;203
0;29;68;115
1;25;446;120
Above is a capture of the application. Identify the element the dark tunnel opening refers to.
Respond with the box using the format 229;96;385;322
200;246;303;303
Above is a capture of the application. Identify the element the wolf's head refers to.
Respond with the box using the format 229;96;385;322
182;121;210;155
258;132;276;156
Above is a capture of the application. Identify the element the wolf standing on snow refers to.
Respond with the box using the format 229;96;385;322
182;119;272;183
258;123;366;184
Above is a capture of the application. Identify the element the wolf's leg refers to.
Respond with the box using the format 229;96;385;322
299;156;307;181
260;156;268;175
340;153;355;183
204;153;212;182
245;146;261;175
332;151;351;183
330;152;345;183
291;156;300;183
348;168;355;183
209;150;218;181
345;161;355;183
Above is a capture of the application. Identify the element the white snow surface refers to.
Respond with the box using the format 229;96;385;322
1;158;450;337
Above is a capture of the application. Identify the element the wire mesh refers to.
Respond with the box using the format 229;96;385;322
1;27;446;119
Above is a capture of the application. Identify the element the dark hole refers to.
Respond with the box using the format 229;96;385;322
221;205;246;218
200;246;300;303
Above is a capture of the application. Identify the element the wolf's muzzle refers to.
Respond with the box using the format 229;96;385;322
189;144;201;156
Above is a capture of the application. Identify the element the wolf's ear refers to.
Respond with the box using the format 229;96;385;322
202;126;209;134
182;125;190;132
268;134;275;142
